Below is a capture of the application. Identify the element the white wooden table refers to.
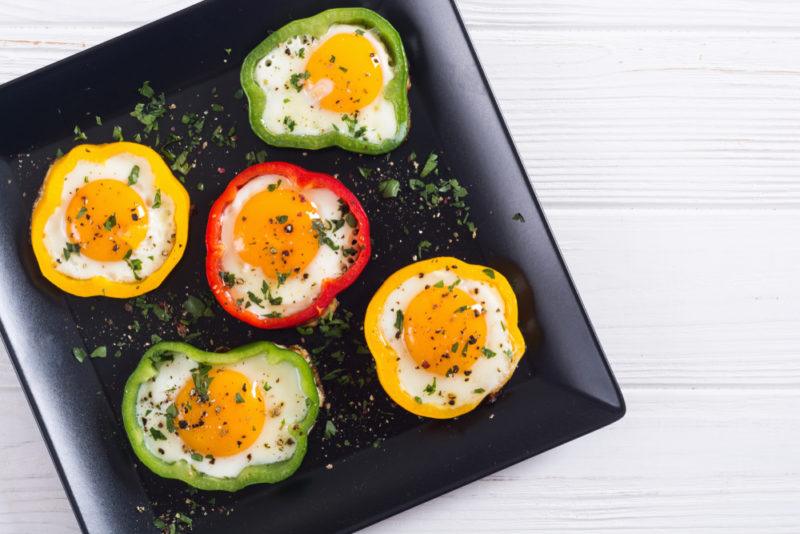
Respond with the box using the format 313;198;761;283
2;1;799;532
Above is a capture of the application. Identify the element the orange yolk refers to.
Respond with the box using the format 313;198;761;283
234;188;319;280
402;286;488;376
306;32;383;114
65;179;148;262
174;368;267;458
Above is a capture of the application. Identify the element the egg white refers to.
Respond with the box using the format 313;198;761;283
378;269;519;409
135;351;312;479
254;24;398;144
219;174;358;317
41;153;177;282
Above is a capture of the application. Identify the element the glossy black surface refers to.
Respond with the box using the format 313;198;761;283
0;0;624;532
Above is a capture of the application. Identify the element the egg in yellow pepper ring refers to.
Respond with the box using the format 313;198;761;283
365;257;526;419
30;142;190;298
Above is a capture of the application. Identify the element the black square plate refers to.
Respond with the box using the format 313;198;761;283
0;0;624;532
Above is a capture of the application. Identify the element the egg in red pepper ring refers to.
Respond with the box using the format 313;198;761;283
206;162;370;328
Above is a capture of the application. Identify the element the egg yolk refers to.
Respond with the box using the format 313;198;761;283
234;188;320;280
402;286;488;376
65;179;148;262
306;32;383;113
174;368;267;458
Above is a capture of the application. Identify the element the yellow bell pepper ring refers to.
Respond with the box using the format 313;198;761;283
30;142;190;298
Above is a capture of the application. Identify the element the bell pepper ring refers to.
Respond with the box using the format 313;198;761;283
205;161;371;329
30;142;190;298
122;341;321;491
240;7;411;155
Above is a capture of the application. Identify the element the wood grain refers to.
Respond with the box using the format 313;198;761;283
0;0;798;532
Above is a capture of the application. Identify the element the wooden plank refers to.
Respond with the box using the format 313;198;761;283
1;384;797;532
3;27;800;207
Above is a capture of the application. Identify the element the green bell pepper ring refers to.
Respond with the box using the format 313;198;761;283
241;7;410;155
121;341;320;491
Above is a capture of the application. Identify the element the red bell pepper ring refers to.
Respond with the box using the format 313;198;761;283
206;161;370;329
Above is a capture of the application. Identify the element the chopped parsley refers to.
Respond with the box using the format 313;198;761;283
72;347;87;363
76;206;88;220
512;212;525;222
127;165;140;185
311;220;340;250
130;81;166;135
149;428;167;441
245;150;268;164
234;392;245;404
276;215;289;224
220;271;238;288
211;103;224;112
378;179;400;198
289;71;310;91
357;166;372;178
394;309;404;334
260;280;283;305
482;347;497;359
482;268;495;279
112;125;123;141
152;189;162;208
191;452;203;462
423;377;437;395
123;249;142;280
417;240;431;258
62;242;81;261
283;116;297;132
420;152;438;178
191;363;213;402
95;115;102;126
324;420;337;438
90;346;107;359
103;213;116;231
183;295;214;322
473;388;486;394
73;125;87;141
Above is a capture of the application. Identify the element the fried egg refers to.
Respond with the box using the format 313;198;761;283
365;257;526;418
133;345;319;480
209;168;368;325
30;142;189;297
253;24;400;145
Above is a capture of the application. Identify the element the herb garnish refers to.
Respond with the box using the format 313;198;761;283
103;213;116;231
152;189;162;208
482;347;496;359
378;179;400;198
150;428;167;441
191;363;213;402
183;295;214;322
324;420;337;438
482;268;495;279
127;165;140;185
72;347;87;363
73;125;87;141
220;271;238;288
394;309;404;333
234;392;245;404
62;242;81;261
417;240;431;258
420;152;438;178
512;212;525;222
289;70;310;91
423;377;437;395
130;81;166;135
123;249;142;280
